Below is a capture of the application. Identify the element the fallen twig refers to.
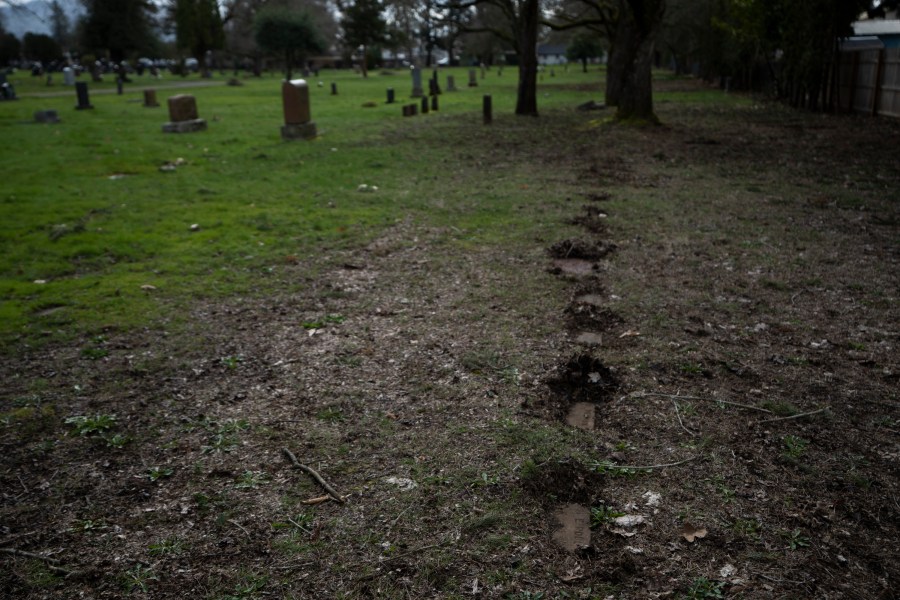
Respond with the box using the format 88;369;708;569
636;391;772;414
227;519;250;536
672;400;697;437
282;448;346;504
756;406;829;425
0;547;77;576
602;456;699;471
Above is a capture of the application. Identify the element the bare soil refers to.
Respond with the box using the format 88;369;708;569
2;83;899;599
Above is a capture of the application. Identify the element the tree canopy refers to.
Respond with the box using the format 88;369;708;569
254;6;325;80
79;0;159;62
341;0;388;77
168;0;225;74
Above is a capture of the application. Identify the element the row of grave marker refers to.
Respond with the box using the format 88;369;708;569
36;66;497;136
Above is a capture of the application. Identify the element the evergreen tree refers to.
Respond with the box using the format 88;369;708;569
80;0;159;62
253;6;325;80
169;0;225;74
341;0;388;78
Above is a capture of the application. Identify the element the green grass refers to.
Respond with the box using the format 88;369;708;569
0;69;600;346
1;66;738;349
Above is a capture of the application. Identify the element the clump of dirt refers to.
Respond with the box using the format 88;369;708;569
520;459;603;505
566;298;622;332
529;354;622;422
548;238;616;260
569;205;610;234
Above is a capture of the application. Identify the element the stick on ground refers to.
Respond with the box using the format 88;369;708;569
282;448;346;504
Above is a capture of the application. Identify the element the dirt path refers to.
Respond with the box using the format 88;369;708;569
1;89;898;598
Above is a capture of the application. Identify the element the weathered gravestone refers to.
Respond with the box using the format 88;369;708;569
431;70;441;94
143;89;160;107
386;88;395;104
410;67;424;98
551;504;591;551
483;94;492;125
331;82;338;95
0;71;16;100
468;69;478;87
63;67;75;86
446;75;457;91
421;96;429;114
162;94;207;133
280;79;317;140
74;82;93;109
430;95;438;111
34;110;60;123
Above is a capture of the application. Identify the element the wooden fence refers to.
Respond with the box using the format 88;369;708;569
835;47;900;118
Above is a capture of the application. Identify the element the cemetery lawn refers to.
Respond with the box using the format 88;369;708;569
1;69;899;599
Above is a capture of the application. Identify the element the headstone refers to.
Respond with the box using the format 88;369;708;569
63;67;75;86
75;82;93;110
34;110;60;123
0;78;16;100
409;103;418;116
446;75;456;91
116;77;123;95
45;74;53;86
552;504;591;551
411;67;423;98
162;94;207;133
331;82;337;95
481;64;486;79
483;94;492;125
281;80;316;140
468;69;478;87
227;78;243;86
431;70;441;94
143;89;159;107
421;96;429;114
402;104;412;117
430;95;438;111
387;88;395;104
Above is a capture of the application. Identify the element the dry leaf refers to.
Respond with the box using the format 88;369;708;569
681;522;707;542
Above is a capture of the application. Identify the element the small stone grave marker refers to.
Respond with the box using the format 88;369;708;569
430;95;438;111
565;402;595;430
483;94;492;125
331;82;338;95
421;96;429;114
143;89;159;107
446;75;456;91
411;67;424;98
552;504;591;551
386;88;395;103
468;69;478;87
74;82;93;110
281;79;316;140
162;94;207;133
575;332;603;346
34;110;60;123
63;67;75;86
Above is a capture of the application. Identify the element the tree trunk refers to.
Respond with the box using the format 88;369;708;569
515;0;539;116
606;0;665;123
361;44;368;78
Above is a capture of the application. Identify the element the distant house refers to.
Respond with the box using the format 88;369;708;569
851;19;900;48
537;44;568;66
836;18;900;117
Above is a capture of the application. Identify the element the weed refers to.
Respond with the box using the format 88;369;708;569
782;435;808;459
590;504;625;526
316;406;345;422
235;470;270;489
782;529;810;550
147;467;174;482
223;573;268;598
730;518;761;540
103;433;129;448
149;537;186;556
679;362;704;375
712;476;736;503
203;433;239;453
221;355;243;369
473;472;500;487
69;518;105;533
65;414;116;436
761;401;800;417
123;564;158;593
80;346;109;360
589;460;645;477
271;512;314;531
679;577;724;599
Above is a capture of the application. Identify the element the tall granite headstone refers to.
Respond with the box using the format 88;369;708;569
281;79;316;140
411;67;424;98
75;82;93;109
63;67;75;86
